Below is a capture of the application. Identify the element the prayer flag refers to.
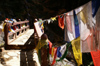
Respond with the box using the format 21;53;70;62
58;15;64;29
92;0;100;17
57;47;62;57
91;50;100;66
56;43;71;62
64;11;75;42
51;17;56;21
73;10;80;38
71;37;82;66
48;40;52;54
77;1;96;52
51;47;57;66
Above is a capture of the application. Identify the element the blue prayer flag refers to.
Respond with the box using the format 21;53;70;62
73;10;80;38
92;0;100;17
57;47;62;57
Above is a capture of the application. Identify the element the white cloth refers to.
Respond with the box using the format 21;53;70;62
60;44;66;55
47;19;51;24
64;11;75;42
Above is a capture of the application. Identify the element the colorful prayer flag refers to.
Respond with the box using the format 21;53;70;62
92;0;100;17
71;37;82;66
73;10;80;38
58;15;64;29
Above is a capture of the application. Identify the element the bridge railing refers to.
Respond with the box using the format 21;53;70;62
4;20;31;49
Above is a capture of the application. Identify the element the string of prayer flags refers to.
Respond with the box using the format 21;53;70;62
71;37;82;66
77;1;97;52
73;10;80;38
92;0;100;17
49;43;69;65
58;15;64;29
33;1;100;65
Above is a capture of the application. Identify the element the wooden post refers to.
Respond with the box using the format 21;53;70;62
4;22;9;49
19;24;22;35
40;34;49;66
41;47;49;66
34;22;49;66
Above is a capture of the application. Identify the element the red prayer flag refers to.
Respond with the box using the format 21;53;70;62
58;15;64;29
48;40;52;54
51;47;57;66
91;50;100;66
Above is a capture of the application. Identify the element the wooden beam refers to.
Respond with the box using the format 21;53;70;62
5;45;35;50
8;21;29;26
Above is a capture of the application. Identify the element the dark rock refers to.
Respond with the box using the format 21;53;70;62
0;0;90;20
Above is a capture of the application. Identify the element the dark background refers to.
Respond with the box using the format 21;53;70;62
0;0;90;20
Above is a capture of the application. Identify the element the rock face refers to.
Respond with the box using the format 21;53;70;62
0;0;90;29
0;0;90;20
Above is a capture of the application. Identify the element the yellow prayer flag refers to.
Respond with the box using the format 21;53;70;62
71;37;82;66
41;23;44;29
51;17;56;21
35;39;48;53
79;1;92;28
51;47;55;58
80;11;86;23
